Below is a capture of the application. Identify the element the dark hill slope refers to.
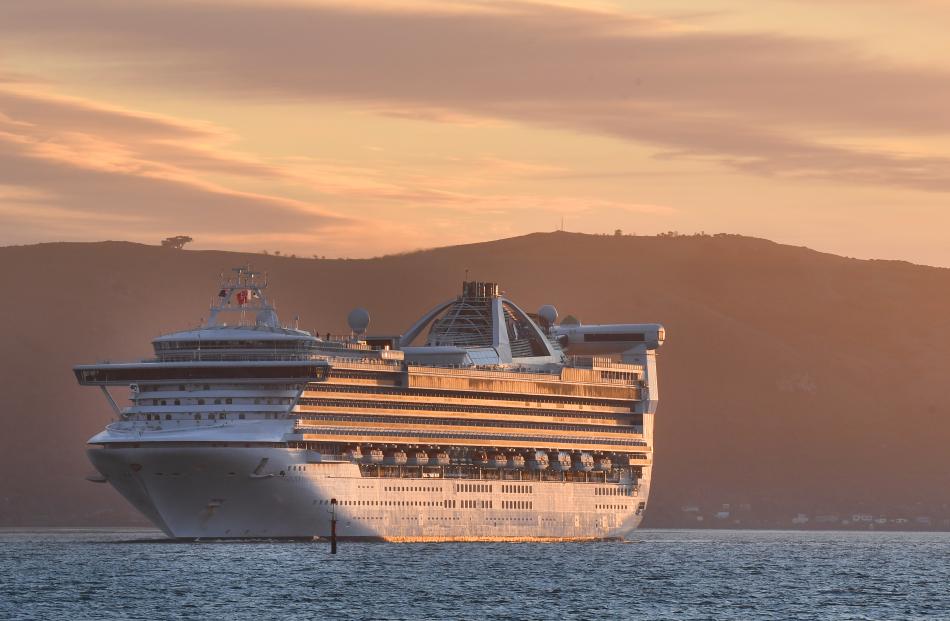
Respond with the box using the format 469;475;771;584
1;232;948;526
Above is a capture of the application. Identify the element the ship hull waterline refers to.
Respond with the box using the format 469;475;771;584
89;447;649;541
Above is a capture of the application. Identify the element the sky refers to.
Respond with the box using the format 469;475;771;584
1;0;949;264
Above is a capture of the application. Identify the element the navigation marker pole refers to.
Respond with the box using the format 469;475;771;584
330;498;338;554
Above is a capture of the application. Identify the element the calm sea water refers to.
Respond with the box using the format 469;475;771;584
1;528;947;620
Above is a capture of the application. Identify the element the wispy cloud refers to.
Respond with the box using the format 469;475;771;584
0;80;355;245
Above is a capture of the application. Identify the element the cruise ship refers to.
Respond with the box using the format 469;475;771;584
75;268;665;541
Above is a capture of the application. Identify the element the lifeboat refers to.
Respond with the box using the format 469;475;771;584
510;454;526;469
432;451;451;466
387;450;408;466
594;456;612;471
343;446;363;462
489;453;509;469
573;452;594;472
363;448;384;464
408;451;429;466
552;451;573;472
471;450;489;466
527;450;549;470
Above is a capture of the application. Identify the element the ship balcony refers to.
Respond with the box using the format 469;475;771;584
293;414;644;439
295;401;638;427
293;426;648;452
299;388;637;414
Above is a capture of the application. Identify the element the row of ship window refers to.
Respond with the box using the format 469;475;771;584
281;480;613;500
316;499;459;508
140;397;292;406
501;500;533;510
501;484;533;494
143;413;239;420
595;505;629;511
310;498;535;510
595;487;633;496
457;483;492;493
384;486;440;493
304;383;627;409
140;413;287;421
298;412;640;435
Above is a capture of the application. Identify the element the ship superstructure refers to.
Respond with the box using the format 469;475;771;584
76;269;665;540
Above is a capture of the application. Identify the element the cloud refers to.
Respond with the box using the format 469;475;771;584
0;85;289;179
2;0;949;194
0;136;343;234
0;81;355;245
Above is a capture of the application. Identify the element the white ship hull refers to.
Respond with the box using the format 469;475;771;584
77;276;664;542
90;447;649;541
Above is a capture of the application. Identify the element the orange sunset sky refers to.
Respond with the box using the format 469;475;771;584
1;1;949;264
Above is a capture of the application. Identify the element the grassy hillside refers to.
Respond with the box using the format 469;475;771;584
2;232;949;527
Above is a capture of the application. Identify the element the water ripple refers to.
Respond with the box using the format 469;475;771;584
0;529;947;620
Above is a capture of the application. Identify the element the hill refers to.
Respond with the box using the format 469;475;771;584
2;232;949;528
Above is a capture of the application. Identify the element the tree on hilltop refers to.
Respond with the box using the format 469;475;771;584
161;235;193;249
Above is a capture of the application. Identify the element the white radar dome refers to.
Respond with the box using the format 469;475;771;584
538;304;558;327
347;308;371;335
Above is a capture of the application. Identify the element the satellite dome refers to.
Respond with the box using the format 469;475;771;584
538;305;558;327
347;308;371;335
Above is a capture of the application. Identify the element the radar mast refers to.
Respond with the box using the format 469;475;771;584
206;266;278;328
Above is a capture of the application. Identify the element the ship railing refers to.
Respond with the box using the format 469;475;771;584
407;363;642;386
317;356;404;370
315;335;404;352
146;351;404;367
150;352;322;363
407;365;561;381
145;353;643;384
104;420;233;434
567;356;644;372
